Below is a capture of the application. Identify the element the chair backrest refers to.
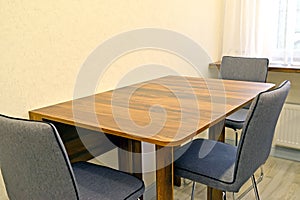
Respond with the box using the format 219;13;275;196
233;81;290;187
220;56;269;109
219;56;269;83
0;115;80;200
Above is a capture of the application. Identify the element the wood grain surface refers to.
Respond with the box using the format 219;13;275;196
29;75;274;146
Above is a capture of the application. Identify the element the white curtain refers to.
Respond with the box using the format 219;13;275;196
222;0;278;58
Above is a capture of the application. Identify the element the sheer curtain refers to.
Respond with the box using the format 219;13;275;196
222;0;278;60
272;0;300;65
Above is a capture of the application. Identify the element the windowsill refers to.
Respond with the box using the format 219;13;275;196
209;61;300;73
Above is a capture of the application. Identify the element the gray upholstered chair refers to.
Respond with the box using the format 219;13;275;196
174;80;290;200
220;56;269;196
220;56;269;146
0;115;145;200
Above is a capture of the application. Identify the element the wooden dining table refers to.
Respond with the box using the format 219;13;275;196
29;75;274;200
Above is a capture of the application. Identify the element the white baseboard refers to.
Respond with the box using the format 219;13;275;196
270;146;300;162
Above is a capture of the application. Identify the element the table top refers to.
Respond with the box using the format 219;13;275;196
29;76;275;146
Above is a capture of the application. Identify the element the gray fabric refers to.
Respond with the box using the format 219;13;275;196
174;81;290;193
0;115;145;200
234;80;290;189
0;115;79;200
220;56;269;132
225;108;248;130
175;139;237;184
219;56;269;83
73;162;145;200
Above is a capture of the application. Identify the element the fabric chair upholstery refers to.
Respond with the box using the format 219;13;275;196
0;115;145;200
174;81;290;195
220;56;269;145
219;56;269;83
225;108;248;130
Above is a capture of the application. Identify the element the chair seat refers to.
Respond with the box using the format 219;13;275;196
73;162;145;200
225;108;248;130
175;139;238;192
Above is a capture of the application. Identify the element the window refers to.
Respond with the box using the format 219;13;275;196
272;0;300;65
222;0;300;66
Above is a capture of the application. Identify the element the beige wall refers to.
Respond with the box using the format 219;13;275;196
0;0;224;118
267;72;300;104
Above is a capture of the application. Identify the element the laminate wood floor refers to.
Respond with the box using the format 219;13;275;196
0;156;299;199
173;156;300;200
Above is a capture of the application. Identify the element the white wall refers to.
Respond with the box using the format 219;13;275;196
0;0;224;118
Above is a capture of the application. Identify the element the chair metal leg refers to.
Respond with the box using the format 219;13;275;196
234;167;264;200
251;175;261;200
191;181;196;200
257;166;264;184
234;129;238;146
222;191;227;200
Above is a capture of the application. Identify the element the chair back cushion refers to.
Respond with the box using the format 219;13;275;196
220;56;269;82
0;115;79;200
234;81;290;186
220;56;269;109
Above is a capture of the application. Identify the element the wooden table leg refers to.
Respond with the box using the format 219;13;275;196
207;120;225;200
118;138;133;172
131;140;143;180
117;138;143;177
174;176;181;187
118;138;143;199
207;187;224;200
174;145;182;187
209;119;225;142
156;145;174;200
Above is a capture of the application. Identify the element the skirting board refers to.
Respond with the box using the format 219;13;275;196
270;146;300;162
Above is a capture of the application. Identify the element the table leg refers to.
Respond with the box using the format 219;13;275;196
207;187;224;200
129;140;143;183
118;138;143;199
118;138;133;172
209;119;225;142
173;145;182;187
156;145;174;200
207;120;225;200
174;176;181;187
